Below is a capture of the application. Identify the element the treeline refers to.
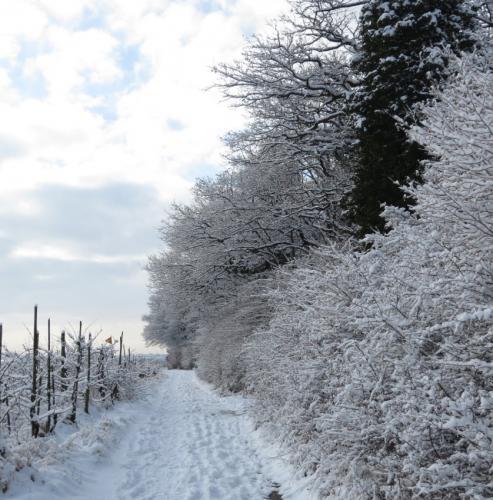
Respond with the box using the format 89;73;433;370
144;1;493;497
0;307;161;493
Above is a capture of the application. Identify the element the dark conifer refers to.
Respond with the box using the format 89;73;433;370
349;0;476;235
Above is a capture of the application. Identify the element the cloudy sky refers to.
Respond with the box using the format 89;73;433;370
0;0;287;352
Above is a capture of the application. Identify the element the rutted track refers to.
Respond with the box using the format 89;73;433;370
83;370;277;500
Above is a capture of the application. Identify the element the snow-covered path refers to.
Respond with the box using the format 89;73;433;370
9;369;304;500
85;369;277;500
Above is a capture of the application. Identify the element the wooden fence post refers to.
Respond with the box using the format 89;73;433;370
30;305;40;437
98;347;106;398
47;318;52;432
36;373;42;418
118;332;123;366
52;372;57;430
5;386;10;434
60;331;67;391
112;333;123;402
69;322;83;423
84;333;91;414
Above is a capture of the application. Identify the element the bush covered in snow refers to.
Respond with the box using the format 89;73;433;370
195;281;272;392
244;51;493;498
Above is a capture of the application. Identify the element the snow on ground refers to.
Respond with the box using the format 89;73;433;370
7;370;315;500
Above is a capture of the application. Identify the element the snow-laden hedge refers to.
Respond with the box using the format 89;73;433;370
244;52;493;499
196;281;272;393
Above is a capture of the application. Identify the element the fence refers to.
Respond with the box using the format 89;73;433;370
0;306;160;443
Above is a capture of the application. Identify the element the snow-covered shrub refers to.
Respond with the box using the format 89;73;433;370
196;280;273;392
245;50;493;499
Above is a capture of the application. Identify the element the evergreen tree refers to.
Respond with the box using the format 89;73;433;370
348;0;476;235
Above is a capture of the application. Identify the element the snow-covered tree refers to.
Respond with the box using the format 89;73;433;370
214;1;362;239
143;145;346;367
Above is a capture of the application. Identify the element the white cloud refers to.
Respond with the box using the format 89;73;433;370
0;0;289;352
10;241;147;264
35;0;96;23
0;1;48;59
27;26;122;94
0;0;288;204
34;274;56;281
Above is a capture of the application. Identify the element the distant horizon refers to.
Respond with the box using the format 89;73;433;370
0;304;166;354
